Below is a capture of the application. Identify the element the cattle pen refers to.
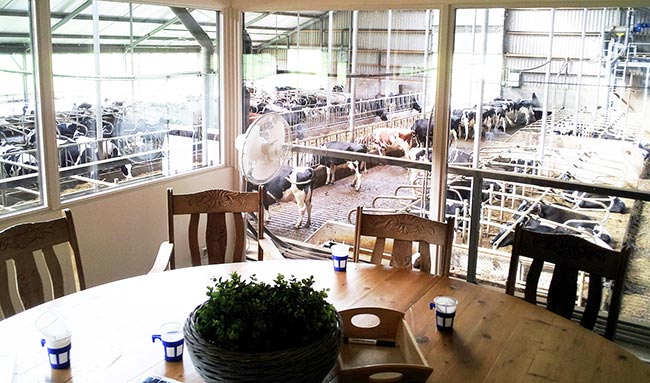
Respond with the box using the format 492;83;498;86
262;105;650;349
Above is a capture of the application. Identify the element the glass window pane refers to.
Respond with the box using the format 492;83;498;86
241;9;440;250
0;0;42;215
449;7;650;332
50;1;221;200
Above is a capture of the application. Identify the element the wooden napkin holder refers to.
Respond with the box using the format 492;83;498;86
337;307;432;383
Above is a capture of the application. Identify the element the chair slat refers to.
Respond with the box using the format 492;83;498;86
0;260;16;318
371;238;386;265
188;214;201;266
524;259;544;304
206;213;227;265
547;265;579;319
14;250;43;311
42;246;64;299
232;213;246;263
581;273;603;330
390;239;413;269
418;241;431;273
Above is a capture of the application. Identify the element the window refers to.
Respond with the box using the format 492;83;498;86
448;7;650;332
0;0;42;214
0;1;222;216
48;1;221;201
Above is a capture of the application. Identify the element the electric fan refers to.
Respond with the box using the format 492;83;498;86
235;113;291;184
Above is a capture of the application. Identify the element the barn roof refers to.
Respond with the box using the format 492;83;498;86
0;1;324;54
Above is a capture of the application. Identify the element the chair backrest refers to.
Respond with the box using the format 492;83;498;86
0;209;85;319
506;223;630;340
352;206;455;275
166;187;265;269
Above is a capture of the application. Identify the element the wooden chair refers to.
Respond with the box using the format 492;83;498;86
0;209;85;320
149;187;283;273
352;206;455;275
506;223;630;340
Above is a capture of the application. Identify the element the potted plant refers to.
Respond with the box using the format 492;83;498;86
184;272;341;383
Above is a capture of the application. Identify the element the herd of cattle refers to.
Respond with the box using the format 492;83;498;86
2;91;627;252
0;102;170;185
247;85;422;140
253;92;629;253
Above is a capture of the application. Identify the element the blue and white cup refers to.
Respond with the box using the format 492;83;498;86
35;309;72;369
331;243;350;272
40;336;72;369
429;296;458;331
152;322;184;362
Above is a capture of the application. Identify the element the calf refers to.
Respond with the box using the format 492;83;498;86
261;165;314;228
320;141;367;191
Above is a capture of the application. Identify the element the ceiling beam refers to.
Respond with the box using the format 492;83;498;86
245;12;274;27
51;0;92;32
128;17;181;51
255;11;329;52
0;9;216;27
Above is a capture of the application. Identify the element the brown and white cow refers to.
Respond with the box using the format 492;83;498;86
365;127;416;159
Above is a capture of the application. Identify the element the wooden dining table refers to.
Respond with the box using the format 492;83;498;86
3;259;649;382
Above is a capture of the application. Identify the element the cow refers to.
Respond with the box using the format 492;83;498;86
261;165;314;229
365;128;415;158
448;148;472;164
446;176;501;203
561;191;626;213
320;141;367;191
410;118;433;147
0;143;38;178
491;200;612;248
557;174;626;213
57;135;132;179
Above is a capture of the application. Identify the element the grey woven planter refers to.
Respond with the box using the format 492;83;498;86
184;303;341;383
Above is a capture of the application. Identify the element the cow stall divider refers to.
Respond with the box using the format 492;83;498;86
291;143;650;281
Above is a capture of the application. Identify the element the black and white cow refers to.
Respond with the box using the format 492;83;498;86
0;143;38;178
410;118;433;148
261;165;314;228
320;141;368;191
57;135;132;178
491;200;611;248
561;191;626;213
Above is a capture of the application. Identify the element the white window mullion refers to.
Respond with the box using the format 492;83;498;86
32;0;61;211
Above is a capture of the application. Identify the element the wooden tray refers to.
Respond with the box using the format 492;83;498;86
337;307;433;383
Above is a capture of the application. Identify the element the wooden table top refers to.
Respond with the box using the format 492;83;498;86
3;260;649;383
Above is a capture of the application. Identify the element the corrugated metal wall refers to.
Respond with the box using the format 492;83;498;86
250;7;649;106
500;7;647;106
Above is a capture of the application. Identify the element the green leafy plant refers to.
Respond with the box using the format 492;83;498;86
194;272;338;353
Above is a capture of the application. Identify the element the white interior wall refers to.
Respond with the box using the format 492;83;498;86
2;166;237;287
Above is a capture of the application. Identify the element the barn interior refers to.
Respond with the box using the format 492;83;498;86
1;1;650;358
